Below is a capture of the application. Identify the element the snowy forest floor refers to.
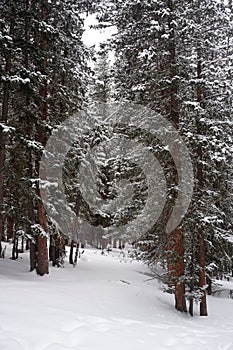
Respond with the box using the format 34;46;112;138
0;246;233;350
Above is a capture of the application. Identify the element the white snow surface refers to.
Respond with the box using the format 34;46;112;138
0;247;233;350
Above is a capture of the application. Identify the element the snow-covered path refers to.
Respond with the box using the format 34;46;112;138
0;248;233;350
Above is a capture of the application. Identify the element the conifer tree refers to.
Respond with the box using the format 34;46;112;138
96;0;233;315
0;0;91;273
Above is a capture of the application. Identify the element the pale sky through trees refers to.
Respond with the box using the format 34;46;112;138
82;13;117;57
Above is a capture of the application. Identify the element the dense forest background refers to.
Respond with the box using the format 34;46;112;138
0;0;232;317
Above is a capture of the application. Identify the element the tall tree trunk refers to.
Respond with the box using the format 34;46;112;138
0;7;15;255
36;148;48;275
166;0;186;313
28;152;36;270
196;20;208;314
35;0;49;276
35;123;49;275
22;0;37;270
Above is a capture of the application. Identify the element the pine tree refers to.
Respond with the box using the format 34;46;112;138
0;0;92;273
90;51;111;103
96;0;233;315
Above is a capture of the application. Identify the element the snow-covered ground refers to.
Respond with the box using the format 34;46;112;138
0;247;233;350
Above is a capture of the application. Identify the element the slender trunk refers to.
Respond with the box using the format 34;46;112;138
0;131;6;254
188;242;195;316
231;256;233;278
37;233;48;275
36;152;48;275
12;234;18;260
0;245;6;258
35;0;49;276
30;240;37;272
22;1;37;269
0;90;8;253
196;26;208;315
174;229;186;312
199;226;208;316
56;235;65;267
49;235;55;264
206;275;212;295
73;243;80;266
26;239;30;250
20;236;24;253
0;8;15;255
50;234;63;267
189;298;194;317
166;0;186;313
69;240;75;265
7;216;14;241
69;194;81;265
28;157;36;269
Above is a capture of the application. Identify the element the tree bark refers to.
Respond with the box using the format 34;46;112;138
206;275;212;295
35;147;48;275
35;0;49;276
7;216;14;241
0;6;15;255
166;0;186;313
30;240;37;272
12;234;18;260
50;234;65;267
69;240;75;265
174;229;187;312
37;234;48;275
196;21;208;315
188;241;195;316
189;298;194;317
199;226;208;316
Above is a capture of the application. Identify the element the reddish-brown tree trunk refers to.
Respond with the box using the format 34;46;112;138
35;132;48;275
199;226;208;316
174;229;186;312
34;0;49;276
37;236;48;275
167;229;186;312
23;0;37;268
166;0;186;313
35;140;48;275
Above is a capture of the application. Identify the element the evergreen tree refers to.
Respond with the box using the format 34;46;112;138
90;51;112;103
96;0;233;315
0;0;91;273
